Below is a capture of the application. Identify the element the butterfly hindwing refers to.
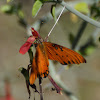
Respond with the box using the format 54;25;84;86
35;43;49;77
44;42;86;65
29;43;49;85
30;58;37;85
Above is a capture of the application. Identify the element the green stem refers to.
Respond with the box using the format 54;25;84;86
39;77;43;100
28;46;33;64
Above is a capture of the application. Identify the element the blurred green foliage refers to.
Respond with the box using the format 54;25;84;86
79;38;96;56
7;0;13;3
75;2;89;14
85;46;96;55
91;3;100;19
0;5;12;13
0;3;27;27
0;3;22;15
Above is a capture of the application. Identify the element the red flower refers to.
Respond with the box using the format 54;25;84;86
19;28;40;54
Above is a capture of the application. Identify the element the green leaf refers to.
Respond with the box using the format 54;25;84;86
0;3;22;14
18;10;24;18
80;45;95;56
75;2;89;14
32;0;43;17
18;67;29;81
51;5;57;21
0;5;12;13
85;46;95;55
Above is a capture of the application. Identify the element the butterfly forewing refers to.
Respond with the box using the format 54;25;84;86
44;42;86;65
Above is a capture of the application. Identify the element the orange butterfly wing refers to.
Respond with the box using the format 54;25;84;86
44;42;86;65
35;42;49;78
30;43;49;85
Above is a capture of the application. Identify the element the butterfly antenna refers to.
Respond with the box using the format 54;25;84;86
45;6;65;41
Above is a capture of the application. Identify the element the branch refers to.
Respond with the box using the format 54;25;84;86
60;1;100;28
71;21;88;50
27;0;100;37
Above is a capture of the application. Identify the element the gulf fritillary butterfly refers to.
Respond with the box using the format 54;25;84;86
19;28;86;85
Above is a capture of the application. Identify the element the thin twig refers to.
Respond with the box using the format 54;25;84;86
45;6;65;41
71;21;88;50
39;77;43;100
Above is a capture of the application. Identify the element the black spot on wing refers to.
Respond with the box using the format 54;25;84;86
82;58;86;63
84;59;86;63
55;46;58;49
56;53;58;55
52;44;55;47
43;73;47;78
63;61;67;65
76;60;79;64
59;46;63;51
68;61;71;64
72;60;75;64
43;71;49;78
52;44;58;50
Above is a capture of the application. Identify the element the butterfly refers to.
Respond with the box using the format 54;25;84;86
19;27;86;85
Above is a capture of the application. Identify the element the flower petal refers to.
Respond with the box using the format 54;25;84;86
27;36;36;43
48;75;62;94
31;27;40;37
19;36;36;54
19;42;32;54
